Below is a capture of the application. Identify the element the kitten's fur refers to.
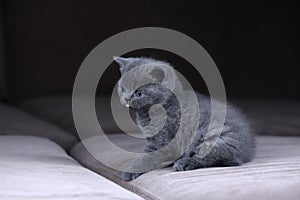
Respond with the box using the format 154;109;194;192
115;56;255;181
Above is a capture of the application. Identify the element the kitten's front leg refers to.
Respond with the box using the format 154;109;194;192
143;145;157;153
121;149;174;181
121;171;143;181
121;154;153;181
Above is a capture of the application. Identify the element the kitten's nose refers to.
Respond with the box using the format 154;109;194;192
124;98;130;102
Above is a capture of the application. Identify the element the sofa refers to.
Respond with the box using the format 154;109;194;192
1;95;300;200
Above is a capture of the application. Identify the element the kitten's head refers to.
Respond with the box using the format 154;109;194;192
114;57;181;109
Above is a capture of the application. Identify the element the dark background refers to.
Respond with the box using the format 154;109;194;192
1;0;299;102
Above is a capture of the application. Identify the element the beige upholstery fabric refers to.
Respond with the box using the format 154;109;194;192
70;134;300;200
21;96;300;136
0;135;144;200
0;103;76;150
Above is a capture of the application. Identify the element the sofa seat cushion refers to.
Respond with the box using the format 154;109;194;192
70;135;300;200
0;135;144;200
0;103;77;150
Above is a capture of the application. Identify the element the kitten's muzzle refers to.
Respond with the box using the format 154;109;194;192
124;98;130;108
124;97;130;102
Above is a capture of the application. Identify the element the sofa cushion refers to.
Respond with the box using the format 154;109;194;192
231;98;300;136
70;134;300;200
0;135;144;200
20;96;300;136
0;102;76;150
20;96;140;138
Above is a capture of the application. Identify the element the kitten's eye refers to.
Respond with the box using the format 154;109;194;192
135;91;142;97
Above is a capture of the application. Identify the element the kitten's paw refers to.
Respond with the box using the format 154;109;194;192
173;157;200;171
121;171;143;181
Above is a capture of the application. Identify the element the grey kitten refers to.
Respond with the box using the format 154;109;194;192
114;56;255;181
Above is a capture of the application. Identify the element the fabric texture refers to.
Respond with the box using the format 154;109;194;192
231;98;300;136
20;96;300;137
20;96;140;138
70;134;300;200
0;135;144;200
0;103;76;150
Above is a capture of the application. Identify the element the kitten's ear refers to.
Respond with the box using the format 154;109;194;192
113;56;130;68
149;65;178;91
149;67;165;83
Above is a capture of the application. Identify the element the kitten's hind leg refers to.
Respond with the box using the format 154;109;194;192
173;133;253;171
